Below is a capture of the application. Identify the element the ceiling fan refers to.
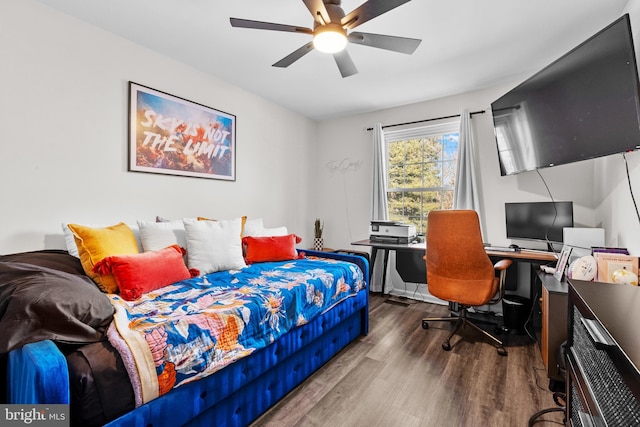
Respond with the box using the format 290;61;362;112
230;0;421;78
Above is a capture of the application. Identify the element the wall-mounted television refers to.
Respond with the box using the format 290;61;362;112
505;201;574;249
491;14;640;176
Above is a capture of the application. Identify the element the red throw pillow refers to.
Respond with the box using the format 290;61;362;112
242;234;303;264
93;245;198;300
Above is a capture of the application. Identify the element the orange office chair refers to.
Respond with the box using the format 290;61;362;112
421;210;512;356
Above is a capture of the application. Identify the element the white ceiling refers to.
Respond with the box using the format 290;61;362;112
34;0;630;121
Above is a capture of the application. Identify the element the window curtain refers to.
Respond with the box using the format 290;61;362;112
371;123;388;292
371;123;389;221
454;108;485;236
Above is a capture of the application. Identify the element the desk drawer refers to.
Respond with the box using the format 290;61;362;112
570;307;640;425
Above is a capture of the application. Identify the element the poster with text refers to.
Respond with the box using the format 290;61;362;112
129;82;235;181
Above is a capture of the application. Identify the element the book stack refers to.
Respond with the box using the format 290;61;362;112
592;247;639;285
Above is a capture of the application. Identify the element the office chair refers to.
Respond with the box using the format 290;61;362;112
421;210;512;356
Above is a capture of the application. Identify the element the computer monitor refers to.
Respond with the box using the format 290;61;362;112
505;201;574;250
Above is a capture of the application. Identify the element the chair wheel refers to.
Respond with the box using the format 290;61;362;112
497;347;508;356
442;341;451;351
422;320;429;329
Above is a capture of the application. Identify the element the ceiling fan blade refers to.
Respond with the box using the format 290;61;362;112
348;32;421;54
333;50;358;78
341;0;412;30
302;0;332;25
273;42;315;68
230;17;312;35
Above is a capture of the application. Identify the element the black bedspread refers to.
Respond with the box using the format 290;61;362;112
0;250;114;353
66;341;134;427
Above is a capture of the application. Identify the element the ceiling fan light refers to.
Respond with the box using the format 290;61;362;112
313;26;347;53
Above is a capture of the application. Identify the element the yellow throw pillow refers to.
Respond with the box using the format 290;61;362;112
68;222;139;293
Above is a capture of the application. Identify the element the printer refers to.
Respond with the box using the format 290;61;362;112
369;221;417;244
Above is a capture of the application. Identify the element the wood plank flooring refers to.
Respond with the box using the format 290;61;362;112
251;294;565;427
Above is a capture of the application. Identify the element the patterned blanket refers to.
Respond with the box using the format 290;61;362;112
108;256;365;404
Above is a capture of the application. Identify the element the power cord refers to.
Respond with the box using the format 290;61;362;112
623;152;640;224
532;366;552;392
523;288;539;344
535;169;560;255
528;365;566;426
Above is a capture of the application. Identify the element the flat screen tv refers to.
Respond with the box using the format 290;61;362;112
491;14;640;176
505;201;574;248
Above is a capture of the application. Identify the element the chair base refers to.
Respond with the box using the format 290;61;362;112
422;308;507;356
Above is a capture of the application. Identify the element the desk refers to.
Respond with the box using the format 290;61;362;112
352;238;557;293
485;248;557;263
352;239;425;293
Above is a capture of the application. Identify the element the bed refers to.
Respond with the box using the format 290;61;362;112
1;246;369;427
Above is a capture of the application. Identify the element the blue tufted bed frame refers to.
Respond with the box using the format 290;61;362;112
6;250;369;426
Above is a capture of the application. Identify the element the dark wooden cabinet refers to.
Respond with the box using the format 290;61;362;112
538;272;568;382
567;280;640;426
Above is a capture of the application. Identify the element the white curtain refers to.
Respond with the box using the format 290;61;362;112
454;109;485;235
370;123;389;292
371;123;389;221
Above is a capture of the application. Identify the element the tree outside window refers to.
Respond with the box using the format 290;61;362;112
387;126;459;235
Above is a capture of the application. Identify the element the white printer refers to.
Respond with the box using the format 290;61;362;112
369;221;417;244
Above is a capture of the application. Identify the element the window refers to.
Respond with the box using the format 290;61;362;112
386;122;460;235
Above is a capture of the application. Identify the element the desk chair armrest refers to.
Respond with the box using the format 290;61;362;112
493;258;512;271
489;258;512;305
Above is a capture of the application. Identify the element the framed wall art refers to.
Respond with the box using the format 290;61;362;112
129;82;236;181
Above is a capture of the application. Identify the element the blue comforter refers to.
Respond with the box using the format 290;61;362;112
107;256;365;404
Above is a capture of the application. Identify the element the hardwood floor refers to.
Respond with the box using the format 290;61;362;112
251;294;565;427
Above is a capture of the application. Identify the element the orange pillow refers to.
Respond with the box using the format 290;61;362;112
242;234;303;264
94;245;198;300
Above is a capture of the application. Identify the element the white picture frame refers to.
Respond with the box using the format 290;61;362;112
554;245;573;281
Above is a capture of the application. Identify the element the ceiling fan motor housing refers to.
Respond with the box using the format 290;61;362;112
317;1;346;28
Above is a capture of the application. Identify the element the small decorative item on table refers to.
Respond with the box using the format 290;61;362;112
313;218;324;251
554;245;573;281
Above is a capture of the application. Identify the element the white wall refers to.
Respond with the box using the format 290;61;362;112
0;0;318;254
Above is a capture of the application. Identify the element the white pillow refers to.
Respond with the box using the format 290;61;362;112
62;222;142;257
137;219;186;252
252;226;288;237
242;218;264;236
183;217;247;274
243;218;288;237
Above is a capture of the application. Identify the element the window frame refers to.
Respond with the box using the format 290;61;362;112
384;120;460;234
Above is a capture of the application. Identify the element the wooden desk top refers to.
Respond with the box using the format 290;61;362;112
485;248;557;263
352;239;557;262
351;239;425;251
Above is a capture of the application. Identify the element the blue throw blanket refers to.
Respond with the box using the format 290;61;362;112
107;256;365;404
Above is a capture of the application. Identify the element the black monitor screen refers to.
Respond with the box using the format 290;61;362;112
505;201;573;243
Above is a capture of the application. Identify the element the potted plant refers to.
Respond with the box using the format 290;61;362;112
313;219;324;251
